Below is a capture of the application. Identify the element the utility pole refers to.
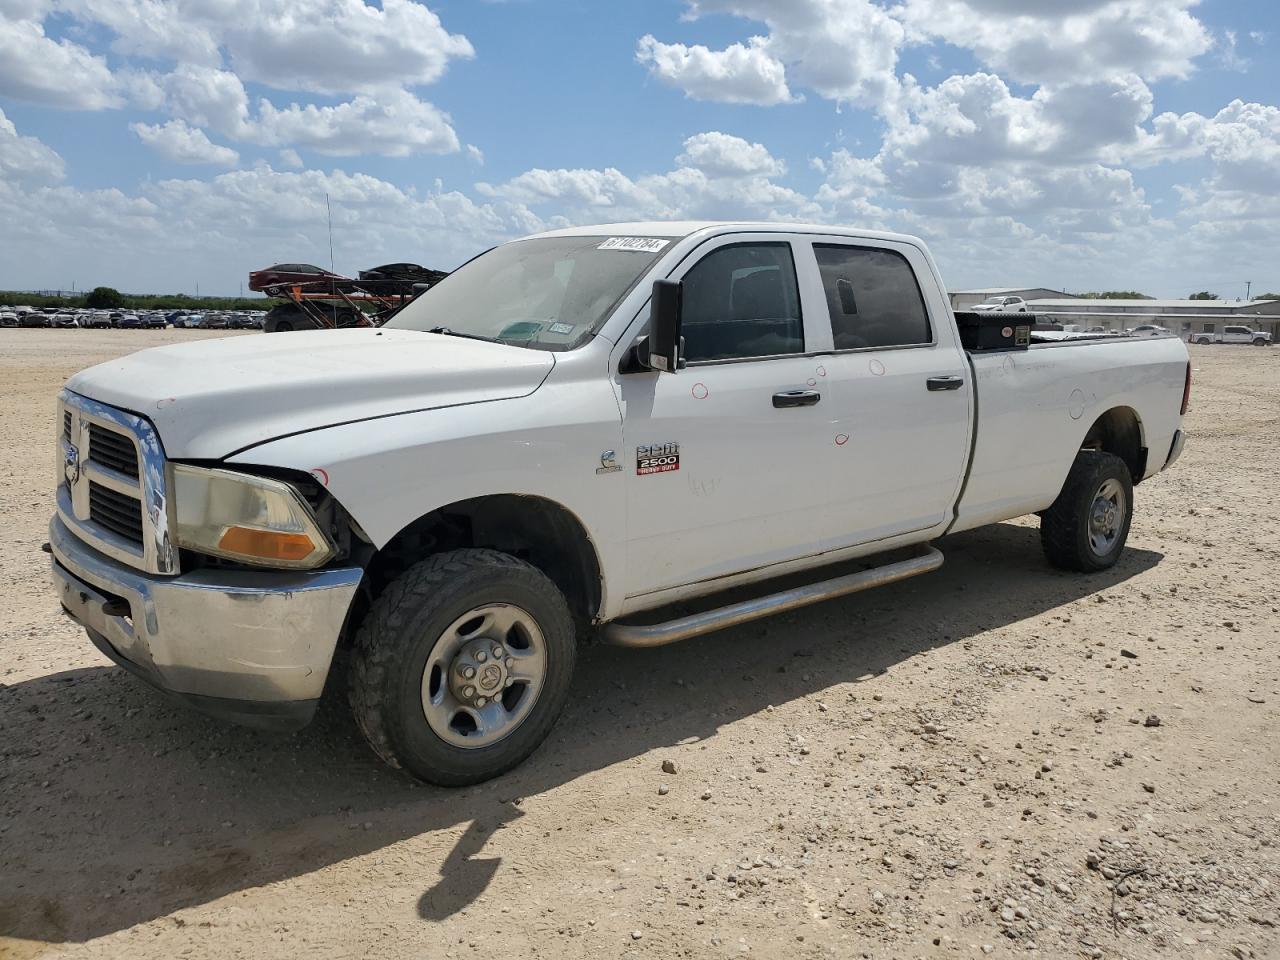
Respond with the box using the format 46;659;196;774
1246;280;1252;301
326;192;335;274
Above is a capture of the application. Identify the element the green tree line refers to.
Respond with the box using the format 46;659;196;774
0;286;270;311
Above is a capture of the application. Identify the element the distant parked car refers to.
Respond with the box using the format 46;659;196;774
1189;325;1271;346
248;262;346;292
200;314;229;329
356;262;448;296
50;313;79;328
0;312;17;327
143;313;166;329
970;295;1029;313
18;312;50;328
82;312;111;329
1129;324;1171;337
118;313;142;329
263;301;363;332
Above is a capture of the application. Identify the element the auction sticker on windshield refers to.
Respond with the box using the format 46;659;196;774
598;237;670;253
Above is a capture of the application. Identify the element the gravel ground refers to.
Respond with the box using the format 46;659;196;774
1;330;1277;960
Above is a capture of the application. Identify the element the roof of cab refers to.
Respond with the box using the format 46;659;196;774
524;220;925;246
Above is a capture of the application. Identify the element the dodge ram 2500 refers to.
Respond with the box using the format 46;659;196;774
49;221;1191;785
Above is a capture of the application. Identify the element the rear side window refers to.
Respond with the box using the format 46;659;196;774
815;245;931;349
680;243;803;362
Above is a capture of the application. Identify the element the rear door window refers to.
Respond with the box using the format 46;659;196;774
814;245;931;349
680;243;804;362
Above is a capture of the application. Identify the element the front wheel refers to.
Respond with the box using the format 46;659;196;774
1255;338;1269;346
349;549;577;785
1040;451;1133;572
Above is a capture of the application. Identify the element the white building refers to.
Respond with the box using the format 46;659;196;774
1025;298;1280;339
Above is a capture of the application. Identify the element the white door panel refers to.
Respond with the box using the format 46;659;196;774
823;346;971;547
616;234;835;598
797;237;972;550
618;358;834;596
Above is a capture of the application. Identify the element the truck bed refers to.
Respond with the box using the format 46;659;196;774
951;334;1188;534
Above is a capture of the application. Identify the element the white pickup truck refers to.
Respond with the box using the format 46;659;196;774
1189;325;1272;345
49;221;1191;785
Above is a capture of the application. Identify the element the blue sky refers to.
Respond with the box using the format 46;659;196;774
1;0;1278;298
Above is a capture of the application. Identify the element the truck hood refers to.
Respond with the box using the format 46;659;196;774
66;328;556;459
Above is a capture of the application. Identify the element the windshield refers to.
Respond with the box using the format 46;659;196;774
386;235;670;350
980;296;1006;304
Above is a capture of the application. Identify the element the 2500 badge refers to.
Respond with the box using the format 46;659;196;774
637;442;680;475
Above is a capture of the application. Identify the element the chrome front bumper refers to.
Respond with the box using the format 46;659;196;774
49;514;362;730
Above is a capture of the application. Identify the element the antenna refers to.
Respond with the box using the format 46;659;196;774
326;192;335;274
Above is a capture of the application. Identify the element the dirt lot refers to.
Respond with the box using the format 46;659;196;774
1;330;1277;960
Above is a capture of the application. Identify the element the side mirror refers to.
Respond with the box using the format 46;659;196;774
836;278;858;315
646;279;683;372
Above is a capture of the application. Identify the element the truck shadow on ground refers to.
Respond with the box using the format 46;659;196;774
0;522;1161;946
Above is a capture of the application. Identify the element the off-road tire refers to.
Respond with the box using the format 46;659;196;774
1040;451;1133;572
349;549;576;785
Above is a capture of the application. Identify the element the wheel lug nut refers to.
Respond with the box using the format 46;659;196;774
505;657;514;669
463;685;475;698
504;678;514;688
476;651;487;663
476;696;487;707
462;666;476;680
491;646;504;660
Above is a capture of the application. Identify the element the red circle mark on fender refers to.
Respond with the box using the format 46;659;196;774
691;382;710;400
1001;326;1013;338
835;434;850;446
869;359;886;376
816;365;827;377
311;468;330;486
807;378;817;386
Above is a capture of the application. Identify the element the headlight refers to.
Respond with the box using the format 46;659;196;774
170;464;335;569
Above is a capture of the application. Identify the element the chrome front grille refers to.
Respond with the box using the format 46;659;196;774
88;424;140;479
57;390;177;575
88;480;145;543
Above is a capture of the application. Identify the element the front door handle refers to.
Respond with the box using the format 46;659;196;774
773;389;821;408
926;376;964;392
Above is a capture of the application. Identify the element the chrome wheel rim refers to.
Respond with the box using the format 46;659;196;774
1088;478;1126;557
420;603;547;749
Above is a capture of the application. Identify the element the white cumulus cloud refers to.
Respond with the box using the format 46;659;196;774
636;34;796;105
130;119;240;166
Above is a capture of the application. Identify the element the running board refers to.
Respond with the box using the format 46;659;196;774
602;545;944;649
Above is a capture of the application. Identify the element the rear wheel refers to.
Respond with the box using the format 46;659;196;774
1195;336;1211;345
1040;451;1133;572
349;549;576;785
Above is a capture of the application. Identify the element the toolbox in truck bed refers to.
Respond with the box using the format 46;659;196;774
954;311;1032;352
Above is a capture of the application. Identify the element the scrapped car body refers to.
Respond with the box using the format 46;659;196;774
49;221;1190;786
248;262;346;293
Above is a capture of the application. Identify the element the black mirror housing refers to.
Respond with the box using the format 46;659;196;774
647;279;683;372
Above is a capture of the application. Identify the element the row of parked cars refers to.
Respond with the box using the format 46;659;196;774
0;306;266;330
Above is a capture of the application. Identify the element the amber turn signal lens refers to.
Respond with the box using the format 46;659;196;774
217;526;317;563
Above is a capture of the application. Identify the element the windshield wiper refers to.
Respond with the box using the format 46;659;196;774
425;325;505;344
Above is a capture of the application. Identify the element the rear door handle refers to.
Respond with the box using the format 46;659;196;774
926;376;964;392
773;389;821;408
